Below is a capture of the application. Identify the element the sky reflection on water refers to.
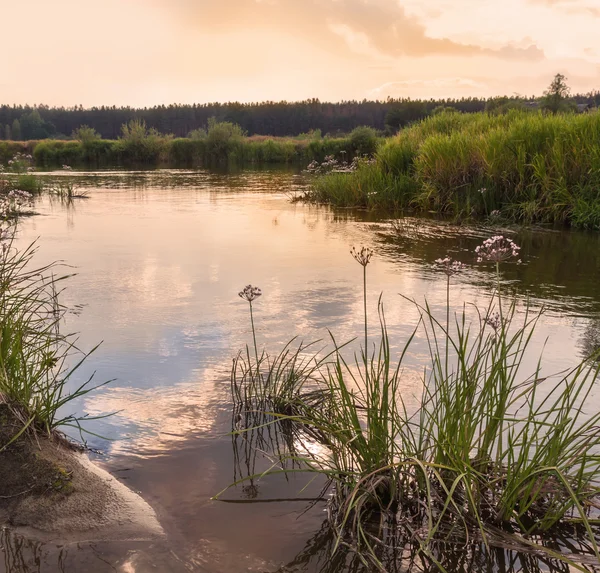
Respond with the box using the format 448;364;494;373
6;170;600;572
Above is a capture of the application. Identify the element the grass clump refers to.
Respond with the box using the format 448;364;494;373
306;110;600;229
222;236;600;571
0;220;106;448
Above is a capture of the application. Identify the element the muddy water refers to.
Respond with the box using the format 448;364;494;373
3;169;600;572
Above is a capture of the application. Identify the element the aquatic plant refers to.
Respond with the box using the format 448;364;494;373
0;234;107;447
223;236;600;571
305;110;600;229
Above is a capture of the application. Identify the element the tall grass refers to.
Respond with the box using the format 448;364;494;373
0;230;106;448
28;134;359;168
222;238;600;571
307;110;600;228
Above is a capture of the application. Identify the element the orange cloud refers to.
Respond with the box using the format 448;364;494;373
164;0;544;61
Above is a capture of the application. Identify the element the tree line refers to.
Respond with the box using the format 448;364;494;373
1;81;599;141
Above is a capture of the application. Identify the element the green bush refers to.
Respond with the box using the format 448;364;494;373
349;126;379;156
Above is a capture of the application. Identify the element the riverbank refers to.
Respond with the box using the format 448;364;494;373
0;405;163;542
0;133;364;169
304;110;600;230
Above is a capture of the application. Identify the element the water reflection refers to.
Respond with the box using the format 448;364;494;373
7;170;600;572
278;521;600;572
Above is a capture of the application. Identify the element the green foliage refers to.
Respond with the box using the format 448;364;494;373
349;126;379;156
11;120;21;141
541;74;576;115
308;110;600;228
19;110;54;140
72;125;101;145
0;239;106;441
225;253;600;571
432;105;459;115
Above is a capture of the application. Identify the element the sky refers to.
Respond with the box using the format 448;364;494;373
1;0;599;106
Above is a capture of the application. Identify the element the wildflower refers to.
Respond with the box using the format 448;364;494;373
62;165;72;171
350;246;373;267
478;187;487;194
490;210;501;218
8;189;32;201
435;256;467;276
239;284;262;302
484;311;502;332
475;235;520;263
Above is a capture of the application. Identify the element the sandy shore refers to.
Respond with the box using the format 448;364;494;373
0;412;163;543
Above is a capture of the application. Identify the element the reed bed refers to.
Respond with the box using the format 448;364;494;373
306;110;600;229
0;196;105;449
222;237;600;571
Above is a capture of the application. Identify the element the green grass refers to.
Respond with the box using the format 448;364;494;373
221;241;600;571
17;134;359;168
305;110;600;228
0;228;107;449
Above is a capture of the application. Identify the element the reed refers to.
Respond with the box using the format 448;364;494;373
0;218;106;448
222;236;600;571
307;110;600;228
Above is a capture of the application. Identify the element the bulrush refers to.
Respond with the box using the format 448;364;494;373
435;256;466;276
350;246;373;267
238;284;262;376
484;311;502;332
475;235;520;263
238;284;262;302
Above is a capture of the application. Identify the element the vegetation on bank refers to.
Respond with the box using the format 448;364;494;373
0;73;598;139
0;120;377;168
223;240;600;571
305;109;600;229
0;166;104;451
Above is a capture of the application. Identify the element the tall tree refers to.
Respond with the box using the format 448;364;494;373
11;119;21;140
542;73;575;114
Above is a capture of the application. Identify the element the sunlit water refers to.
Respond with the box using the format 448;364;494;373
3;169;600;572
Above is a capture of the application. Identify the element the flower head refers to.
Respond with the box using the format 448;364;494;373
350;246;373;267
484;311;502;332
435;256;466;277
239;284;262;302
475;235;520;263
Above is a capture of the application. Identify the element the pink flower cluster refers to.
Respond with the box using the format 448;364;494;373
484;311;502;332
435;256;466;276
475;236;520;263
239;285;262;302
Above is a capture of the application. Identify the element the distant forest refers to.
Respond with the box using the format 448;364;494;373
1;93;600;141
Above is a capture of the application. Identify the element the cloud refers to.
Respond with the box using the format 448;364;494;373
162;0;544;61
529;0;600;16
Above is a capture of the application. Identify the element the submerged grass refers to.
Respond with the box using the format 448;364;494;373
305;110;600;229
222;237;600;571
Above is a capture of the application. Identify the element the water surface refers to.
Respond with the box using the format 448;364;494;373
3;169;600;572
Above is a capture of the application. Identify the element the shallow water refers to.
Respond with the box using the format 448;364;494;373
3;169;600;572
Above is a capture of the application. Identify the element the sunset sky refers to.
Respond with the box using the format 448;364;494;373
2;0;599;106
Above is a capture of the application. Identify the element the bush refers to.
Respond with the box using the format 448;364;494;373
349;126;379;156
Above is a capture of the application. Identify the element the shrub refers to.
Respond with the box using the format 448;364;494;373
349;126;379;156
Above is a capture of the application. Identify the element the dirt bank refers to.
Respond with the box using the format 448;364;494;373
0;404;163;542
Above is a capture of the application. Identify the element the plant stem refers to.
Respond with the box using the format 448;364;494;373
249;301;260;377
363;264;368;379
445;274;450;376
